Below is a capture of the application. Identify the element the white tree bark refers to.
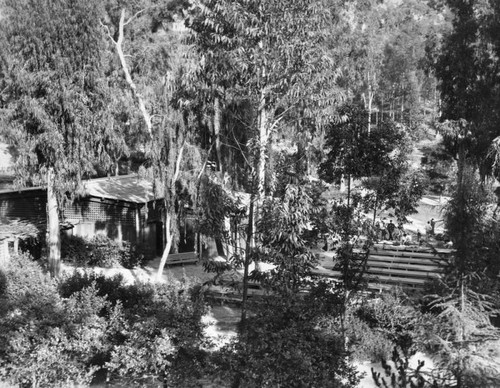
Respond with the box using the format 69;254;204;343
214;96;223;175
105;9;152;137
156;143;185;278
257;89;268;208
47;168;61;277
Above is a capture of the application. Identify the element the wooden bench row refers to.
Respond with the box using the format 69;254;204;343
313;244;453;291
367;244;452;290
166;251;198;265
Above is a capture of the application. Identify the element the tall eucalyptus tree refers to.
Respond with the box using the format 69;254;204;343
188;0;347;320
1;0;111;277
102;0;200;278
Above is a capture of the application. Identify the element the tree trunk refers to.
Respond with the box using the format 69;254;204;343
241;193;255;325
400;94;404;123
47;168;61;278
156;143;185;278
367;85;373;134
214;96;223;175
223;216;234;259
157;211;174;279
372;192;379;226
110;9;152;137
257;91;268;208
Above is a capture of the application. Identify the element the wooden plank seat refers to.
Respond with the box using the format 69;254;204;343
367;267;438;279
166;251;198;265
311;268;342;278
368;254;445;266
370;274;429;285
367;261;442;272
370;249;448;259
372;243;452;253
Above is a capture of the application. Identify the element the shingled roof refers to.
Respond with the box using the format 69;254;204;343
83;175;158;204
0;174;160;204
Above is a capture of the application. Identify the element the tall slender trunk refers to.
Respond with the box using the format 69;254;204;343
214;96;223;175
157;143;185;278
367;85;373;134
157;211;174;279
47;168;61;277
112;9;152;137
459;278;465;343
241;193;255;325
372;192;379;226
257;90;267;208
400;94;404;123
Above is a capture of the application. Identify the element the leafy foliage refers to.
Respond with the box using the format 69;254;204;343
254;184;318;293
434;0;500;178
423;165;500;387
319;104;410;184
61;234;145;268
0;253;207;387
371;347;436;388
210;291;360;388
353;291;427;358
1;0;110;190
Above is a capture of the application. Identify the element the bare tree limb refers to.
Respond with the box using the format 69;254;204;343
124;8;148;26
104;9;153;137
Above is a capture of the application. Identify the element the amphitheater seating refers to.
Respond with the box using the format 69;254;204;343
367;243;452;290
312;243;453;292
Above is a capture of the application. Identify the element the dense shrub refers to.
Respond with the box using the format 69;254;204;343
208;293;360;388
346;315;394;362
0;254;113;387
0;254;208;387
353;291;423;356
58;270;153;309
61;234;145;268
0;252;57;319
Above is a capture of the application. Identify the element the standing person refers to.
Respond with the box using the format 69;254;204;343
425;221;432;242
375;221;381;241
416;229;422;244
381;220;387;240
430;218;436;235
387;220;395;240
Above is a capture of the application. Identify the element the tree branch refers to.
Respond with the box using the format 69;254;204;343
124;8;147;26
106;9;153;137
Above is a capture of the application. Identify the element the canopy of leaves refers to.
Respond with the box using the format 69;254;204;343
435;0;500;177
318;104;408;183
255;184;318;293
1;0;111;194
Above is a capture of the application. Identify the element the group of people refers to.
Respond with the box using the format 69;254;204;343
375;218;441;245
374;219;412;245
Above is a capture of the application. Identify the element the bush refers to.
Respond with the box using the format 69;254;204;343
61;234;91;265
0;254;119;387
59;270;155;310
105;278;208;386
1;255;208;387
0;253;57;320
347;315;394;362
208;294;360;388
353;290;422;356
61;234;146;268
